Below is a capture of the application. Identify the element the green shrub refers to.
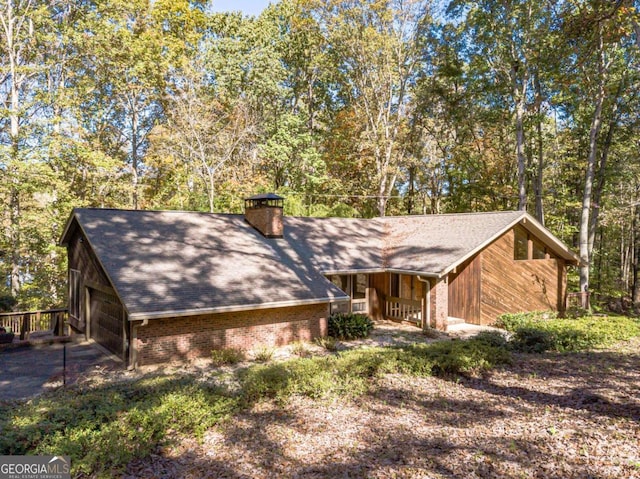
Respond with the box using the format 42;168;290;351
496;311;556;331
511;327;556;353
534;316;640;352
253;346;275;363
291;341;311;357
314;336;338;351
211;348;245;366
564;306;591;319
409;339;512;376
0;376;237;478
328;312;374;340
507;316;640;353
473;330;509;349
240;355;370;403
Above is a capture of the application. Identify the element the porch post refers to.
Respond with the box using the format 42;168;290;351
431;277;448;331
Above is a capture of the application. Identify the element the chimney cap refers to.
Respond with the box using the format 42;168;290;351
246;193;285;201
245;193;285;210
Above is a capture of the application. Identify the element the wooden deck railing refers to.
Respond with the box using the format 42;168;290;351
385;296;423;323
0;308;68;340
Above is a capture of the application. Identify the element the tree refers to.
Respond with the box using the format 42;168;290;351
0;0;52;303
451;0;557;214
559;0;632;304
318;0;431;216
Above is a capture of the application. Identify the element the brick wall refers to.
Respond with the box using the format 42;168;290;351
135;303;329;366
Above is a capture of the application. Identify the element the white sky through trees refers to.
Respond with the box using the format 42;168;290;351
210;0;272;16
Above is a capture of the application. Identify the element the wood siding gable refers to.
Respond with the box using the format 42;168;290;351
480;227;565;324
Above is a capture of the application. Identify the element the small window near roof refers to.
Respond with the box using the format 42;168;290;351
532;239;546;259
514;229;528;260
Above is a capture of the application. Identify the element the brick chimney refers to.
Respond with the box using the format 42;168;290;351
244;193;285;238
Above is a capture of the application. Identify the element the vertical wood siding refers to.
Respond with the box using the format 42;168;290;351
448;255;482;324
67;221;116;331
480;229;565;324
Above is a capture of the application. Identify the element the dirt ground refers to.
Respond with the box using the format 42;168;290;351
121;328;640;479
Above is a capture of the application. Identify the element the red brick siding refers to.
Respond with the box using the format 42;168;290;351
135;303;329;365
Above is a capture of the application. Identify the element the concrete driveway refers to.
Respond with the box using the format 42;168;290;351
0;341;120;401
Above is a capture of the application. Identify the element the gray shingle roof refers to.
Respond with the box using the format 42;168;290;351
62;208;578;319
68;209;349;319
382;211;526;273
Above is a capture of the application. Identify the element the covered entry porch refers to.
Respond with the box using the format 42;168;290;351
327;272;450;330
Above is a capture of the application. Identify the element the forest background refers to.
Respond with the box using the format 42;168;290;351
1;0;639;312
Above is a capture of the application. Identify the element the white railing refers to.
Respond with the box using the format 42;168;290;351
385;296;423;323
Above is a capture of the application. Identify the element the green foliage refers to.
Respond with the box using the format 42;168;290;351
473;330;509;349
211;348;246;366
510;327;557;353
328;313;374;340
290;341;311;357
240;337;512;404
496;311;557;331
252;346;275;362
0;376;237;477
400;340;513;377
0;295;16;312
498;314;640;353
314;335;338;351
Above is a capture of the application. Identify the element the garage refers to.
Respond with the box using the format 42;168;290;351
89;288;127;359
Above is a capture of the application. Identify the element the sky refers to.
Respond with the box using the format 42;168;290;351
210;0;273;16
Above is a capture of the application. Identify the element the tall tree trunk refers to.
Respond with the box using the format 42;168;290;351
534;71;545;224
511;60;529;212
588;79;623;257
131;104;139;210
578;26;608;306
5;0;22;302
515;99;527;211
407;166;415;215
633;206;640;307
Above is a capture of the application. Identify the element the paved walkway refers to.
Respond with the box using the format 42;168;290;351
0;341;120;401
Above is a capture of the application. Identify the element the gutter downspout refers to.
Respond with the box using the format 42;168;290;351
128;319;148;371
417;276;431;330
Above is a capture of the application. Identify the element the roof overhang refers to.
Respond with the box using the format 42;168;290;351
519;214;585;266
128;295;350;321
58;208;79;246
440;211;584;277
321;268;386;276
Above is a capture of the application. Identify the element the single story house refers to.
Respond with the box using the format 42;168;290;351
59;194;582;368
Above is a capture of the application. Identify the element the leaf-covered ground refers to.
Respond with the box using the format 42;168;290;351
125;337;640;479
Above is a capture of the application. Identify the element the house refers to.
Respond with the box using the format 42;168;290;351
59;194;582;368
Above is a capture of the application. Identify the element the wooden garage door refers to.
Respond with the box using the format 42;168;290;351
90;289;125;358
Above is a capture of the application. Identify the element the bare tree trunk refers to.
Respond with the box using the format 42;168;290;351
588;80;623;258
511;57;529;212
579;25;608;307
515;99;527;211
633;206;640;307
534;71;545;224
131;102;139;210
3;0;24;302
